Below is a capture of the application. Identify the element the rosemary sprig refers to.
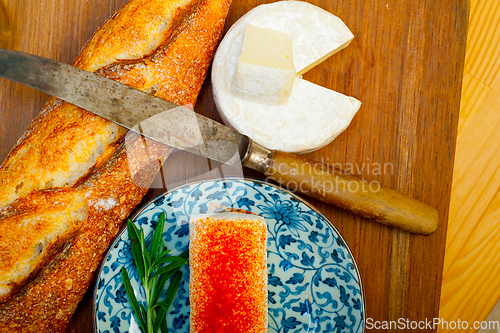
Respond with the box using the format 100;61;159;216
121;212;188;333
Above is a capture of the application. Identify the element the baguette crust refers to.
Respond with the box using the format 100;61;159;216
95;0;230;104
0;135;170;332
0;0;230;207
0;188;86;303
0;0;231;330
73;0;194;73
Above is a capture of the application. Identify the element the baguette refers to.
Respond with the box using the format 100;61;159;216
0;0;231;330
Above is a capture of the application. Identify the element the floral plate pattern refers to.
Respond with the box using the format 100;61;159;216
93;178;365;333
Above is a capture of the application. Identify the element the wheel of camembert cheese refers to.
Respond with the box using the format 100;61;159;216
212;0;361;154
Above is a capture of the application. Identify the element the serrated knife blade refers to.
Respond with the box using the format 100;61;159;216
0;48;250;165
0;48;440;235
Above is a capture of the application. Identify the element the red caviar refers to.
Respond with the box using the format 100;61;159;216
189;213;267;333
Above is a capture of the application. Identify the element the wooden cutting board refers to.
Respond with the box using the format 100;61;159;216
0;0;468;331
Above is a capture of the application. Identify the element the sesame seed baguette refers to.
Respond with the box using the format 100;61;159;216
0;134;171;332
0;0;232;330
0;0;230;207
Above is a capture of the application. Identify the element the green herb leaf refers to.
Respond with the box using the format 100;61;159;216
152;249;172;265
140;303;148;327
121;217;188;333
159;316;168;333
152;268;181;305
127;220;145;281
150;260;187;281
153;256;188;267
153;271;183;333
121;267;146;329
139;227;151;276
179;250;189;260
152;298;168;333
150;212;166;260
162;271;183;309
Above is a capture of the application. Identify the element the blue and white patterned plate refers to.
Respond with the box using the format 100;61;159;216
93;177;365;333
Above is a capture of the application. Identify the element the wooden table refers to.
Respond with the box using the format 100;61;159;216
0;0;468;331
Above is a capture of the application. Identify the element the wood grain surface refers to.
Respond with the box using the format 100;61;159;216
439;0;500;328
0;0;468;332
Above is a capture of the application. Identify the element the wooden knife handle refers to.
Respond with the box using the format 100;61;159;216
249;147;439;235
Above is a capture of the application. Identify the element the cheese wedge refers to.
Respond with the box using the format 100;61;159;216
232;24;296;104
189;213;267;333
212;1;361;153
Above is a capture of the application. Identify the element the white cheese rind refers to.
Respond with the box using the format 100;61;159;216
212;0;360;153
215;77;361;153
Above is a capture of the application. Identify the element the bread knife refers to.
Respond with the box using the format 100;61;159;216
0;48;439;235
